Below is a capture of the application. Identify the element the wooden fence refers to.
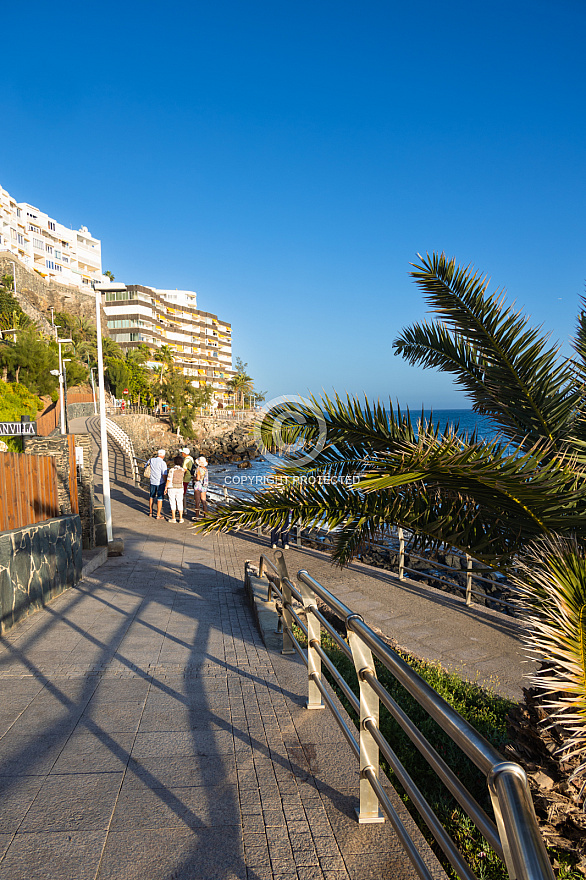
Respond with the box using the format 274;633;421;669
0;453;60;531
36;403;59;437
36;390;96;437
0;437;79;531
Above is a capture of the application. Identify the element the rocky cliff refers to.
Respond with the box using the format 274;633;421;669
109;413;260;463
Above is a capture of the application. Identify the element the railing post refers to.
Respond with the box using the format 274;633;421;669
487;762;555;880
275;550;295;655
296;523;302;547
398;527;405;580
347;620;384;824
298;577;324;709
466;554;473;606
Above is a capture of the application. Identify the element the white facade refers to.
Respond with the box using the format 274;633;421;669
0;183;102;290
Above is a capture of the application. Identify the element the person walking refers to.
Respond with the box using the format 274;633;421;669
193;456;209;518
165;455;186;523
146;449;168;520
271;511;292;550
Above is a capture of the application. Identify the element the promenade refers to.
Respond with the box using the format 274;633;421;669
0;424;528;878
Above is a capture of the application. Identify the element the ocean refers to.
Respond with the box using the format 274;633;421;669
207;409;498;499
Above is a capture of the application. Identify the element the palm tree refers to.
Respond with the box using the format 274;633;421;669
199;252;586;568
227;357;254;408
152;345;175;411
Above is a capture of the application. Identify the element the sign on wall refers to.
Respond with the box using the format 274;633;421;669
0;422;38;436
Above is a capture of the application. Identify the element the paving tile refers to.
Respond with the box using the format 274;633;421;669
19;772;122;832
126;753;238;789
0;777;44;833
110;783;241;830
48;732;134;774
0;733;65;776
96;827;246;880
0;830;107;880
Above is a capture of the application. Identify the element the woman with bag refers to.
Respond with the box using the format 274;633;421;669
164;455;186;523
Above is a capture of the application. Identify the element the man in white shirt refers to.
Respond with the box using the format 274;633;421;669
146;449;168;520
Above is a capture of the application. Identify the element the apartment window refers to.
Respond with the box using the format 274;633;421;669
17;233;24;245
105;291;133;302
46;260;55;270
33;238;44;250
16;208;21;217
55;250;61;260
11;228;16;240
46;245;53;255
63;256;69;263
48;221;56;231
54;264;62;272
28;224;40;233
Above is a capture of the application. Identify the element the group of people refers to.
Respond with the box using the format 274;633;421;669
146;447;209;523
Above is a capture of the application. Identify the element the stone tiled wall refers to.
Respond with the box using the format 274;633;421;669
0;515;82;634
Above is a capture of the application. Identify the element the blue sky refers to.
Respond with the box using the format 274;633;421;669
2;0;585;408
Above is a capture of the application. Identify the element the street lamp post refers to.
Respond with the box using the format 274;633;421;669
56;338;73;435
63;358;71;435
93;283;116;543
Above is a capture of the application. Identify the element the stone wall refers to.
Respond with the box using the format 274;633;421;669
67;401;95;420
0;254;108;331
72;434;95;549
0;515;82;634
108;414;183;460
25;434;95;549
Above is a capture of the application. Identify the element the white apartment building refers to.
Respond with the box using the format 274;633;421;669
101;283;234;400
0;183;102;289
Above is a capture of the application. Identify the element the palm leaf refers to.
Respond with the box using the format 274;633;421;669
394;252;580;446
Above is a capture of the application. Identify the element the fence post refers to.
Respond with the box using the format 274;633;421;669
347;622;384;823
275;550;295;655
297;576;324;710
398;527;405;580
466;554;473;606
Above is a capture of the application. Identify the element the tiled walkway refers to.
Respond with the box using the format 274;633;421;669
0;478;435;880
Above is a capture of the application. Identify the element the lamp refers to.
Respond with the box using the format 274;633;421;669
56;337;73;435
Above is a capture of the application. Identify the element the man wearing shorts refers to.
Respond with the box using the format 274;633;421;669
146;449;168;519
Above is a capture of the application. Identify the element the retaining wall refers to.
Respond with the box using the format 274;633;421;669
0;515;82;634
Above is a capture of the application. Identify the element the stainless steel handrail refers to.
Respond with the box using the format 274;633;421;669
258;554;553;880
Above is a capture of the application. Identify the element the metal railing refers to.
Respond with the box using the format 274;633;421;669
251;520;514;615
256;551;553;880
105;419;140;484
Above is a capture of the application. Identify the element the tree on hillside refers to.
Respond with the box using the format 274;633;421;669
162;371;210;438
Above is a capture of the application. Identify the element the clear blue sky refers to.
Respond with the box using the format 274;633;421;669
2;0;585;408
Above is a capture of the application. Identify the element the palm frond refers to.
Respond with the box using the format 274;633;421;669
511;535;586;779
394;252;580;446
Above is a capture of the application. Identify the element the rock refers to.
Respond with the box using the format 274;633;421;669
238;461;252;469
530;771;556;791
